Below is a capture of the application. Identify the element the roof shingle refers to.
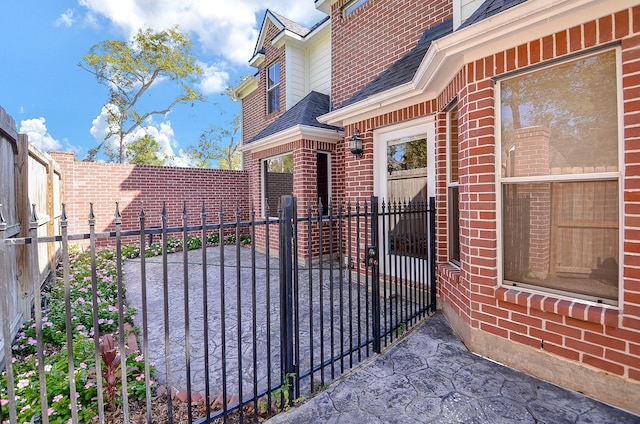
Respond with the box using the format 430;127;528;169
248;91;341;144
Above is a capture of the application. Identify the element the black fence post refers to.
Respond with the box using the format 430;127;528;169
279;195;295;385
370;196;381;354
429;196;437;312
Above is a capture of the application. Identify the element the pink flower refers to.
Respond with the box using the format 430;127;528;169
48;407;54;416
53;394;63;403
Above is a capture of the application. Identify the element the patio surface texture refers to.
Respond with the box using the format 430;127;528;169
124;247;640;423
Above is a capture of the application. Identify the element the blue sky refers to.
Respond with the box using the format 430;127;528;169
0;0;325;164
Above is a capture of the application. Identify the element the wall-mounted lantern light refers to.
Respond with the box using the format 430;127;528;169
350;130;364;158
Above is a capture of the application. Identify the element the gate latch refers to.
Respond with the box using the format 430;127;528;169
366;246;378;266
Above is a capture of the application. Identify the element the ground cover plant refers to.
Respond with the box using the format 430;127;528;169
0;232;254;423
0;246;150;423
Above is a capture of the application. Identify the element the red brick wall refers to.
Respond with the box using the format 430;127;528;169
434;6;640;384
321;2;640;392
241;21;287;143
330;0;452;108
50;151;250;241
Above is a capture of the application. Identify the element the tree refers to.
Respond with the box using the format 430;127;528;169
186;115;241;170
501;50;617;167
126;133;166;165
80;26;204;163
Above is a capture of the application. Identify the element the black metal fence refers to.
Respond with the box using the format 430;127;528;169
0;195;435;424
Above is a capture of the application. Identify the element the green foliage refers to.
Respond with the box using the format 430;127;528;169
185;115;241;170
1;247;152;423
206;232;220;245
126;134;166;166
239;234;251;245
186;235;202;250
80;26;204;163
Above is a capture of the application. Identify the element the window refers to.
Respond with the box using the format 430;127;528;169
447;104;460;265
387;137;428;258
317;152;330;214
267;62;280;114
343;0;369;16
499;49;620;303
262;153;293;217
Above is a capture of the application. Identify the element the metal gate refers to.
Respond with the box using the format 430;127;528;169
278;195;436;404
0;195;435;424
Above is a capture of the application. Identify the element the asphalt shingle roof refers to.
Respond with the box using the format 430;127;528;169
248;91;341;144
340;20;453;108
271;11;311;37
339;0;530;109
459;0;529;29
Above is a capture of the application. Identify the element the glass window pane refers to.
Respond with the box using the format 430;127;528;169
268;62;280;88
263;153;293;217
503;180;618;301
449;107;459;183
448;186;460;264
387;138;427;258
500;50;618;177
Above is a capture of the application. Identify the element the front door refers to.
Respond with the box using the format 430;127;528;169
374;118;436;277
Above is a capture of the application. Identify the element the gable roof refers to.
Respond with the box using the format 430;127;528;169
251;10;311;59
271;11;312;37
341;20;453;108
249;91;341;144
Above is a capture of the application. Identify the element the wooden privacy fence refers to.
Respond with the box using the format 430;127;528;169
0;106;63;365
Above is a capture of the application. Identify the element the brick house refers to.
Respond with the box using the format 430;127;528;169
233;0;640;414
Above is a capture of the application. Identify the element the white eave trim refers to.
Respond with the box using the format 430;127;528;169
240;125;343;153
273;30;304;49
319;0;632;127
231;75;259;100
249;52;265;68
315;0;334;15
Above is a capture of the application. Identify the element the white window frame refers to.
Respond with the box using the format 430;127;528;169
343;0;369;17
446;102;460;267
267;61;280;114
261;152;293;218
495;47;623;305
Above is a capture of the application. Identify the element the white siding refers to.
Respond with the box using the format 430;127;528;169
454;0;484;29
286;46;307;109
308;29;331;96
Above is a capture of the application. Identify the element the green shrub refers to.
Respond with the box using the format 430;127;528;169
1;246;152;422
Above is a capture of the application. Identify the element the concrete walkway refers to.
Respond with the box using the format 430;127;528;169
266;313;640;424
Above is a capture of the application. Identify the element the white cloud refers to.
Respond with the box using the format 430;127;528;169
20;118;61;152
90;105;187;163
77;0;325;65
198;62;230;95
56;9;75;28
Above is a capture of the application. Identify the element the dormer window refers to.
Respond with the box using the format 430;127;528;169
267;61;281;114
343;0;369;17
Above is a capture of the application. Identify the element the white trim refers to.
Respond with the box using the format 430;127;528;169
240;125;343;154
495;47;623;305
319;0;637;127
373;117;435;201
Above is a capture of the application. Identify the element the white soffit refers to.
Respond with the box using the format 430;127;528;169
239;125;343;154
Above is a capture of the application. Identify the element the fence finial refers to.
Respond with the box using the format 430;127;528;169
201;199;206;215
139;200;145;218
89;202;95;220
61;203;67;221
115;202;121;220
182;200;188;217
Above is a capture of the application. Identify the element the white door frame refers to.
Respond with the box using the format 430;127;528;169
373;116;436;279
